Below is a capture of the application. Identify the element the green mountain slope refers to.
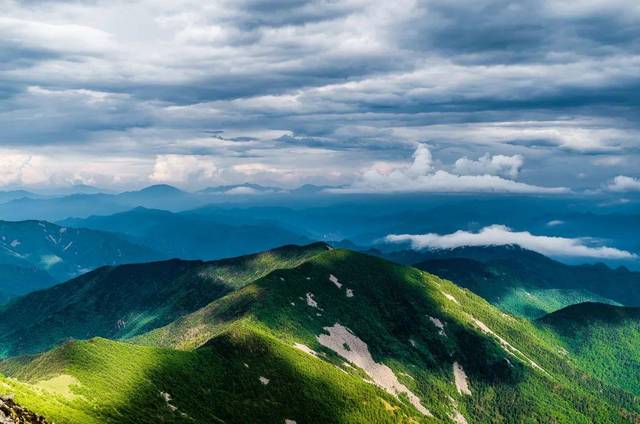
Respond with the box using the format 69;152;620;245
1;249;637;423
0;243;329;358
538;302;640;396
0;330;427;424
412;245;639;319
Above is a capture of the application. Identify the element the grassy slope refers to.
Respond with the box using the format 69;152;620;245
0;242;329;357
0;330;421;424
0;249;638;423
414;249;634;319
537;302;640;396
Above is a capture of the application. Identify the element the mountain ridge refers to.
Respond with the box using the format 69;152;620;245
0;242;330;357
0;219;161;299
409;245;640;318
59;207;311;261
538;302;640;395
0;247;637;423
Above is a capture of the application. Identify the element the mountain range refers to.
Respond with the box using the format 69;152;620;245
0;184;339;222
391;245;640;319
0;243;327;358
60;207;310;261
0;187;638;423
0;220;160;301
0;244;637;423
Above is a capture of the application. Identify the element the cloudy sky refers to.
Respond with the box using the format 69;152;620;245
1;0;639;192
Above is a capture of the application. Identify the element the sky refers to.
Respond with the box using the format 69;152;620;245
1;0;639;192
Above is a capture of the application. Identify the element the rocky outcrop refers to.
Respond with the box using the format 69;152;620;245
0;395;48;424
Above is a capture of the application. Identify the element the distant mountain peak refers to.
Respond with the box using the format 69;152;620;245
199;183;281;194
137;184;184;194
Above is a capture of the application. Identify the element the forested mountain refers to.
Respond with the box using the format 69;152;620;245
409;245;640;318
538;302;640;395
0;243;328;357
0;220;160;300
0;247;637;423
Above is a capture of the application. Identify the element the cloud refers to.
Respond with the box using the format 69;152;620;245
606;175;640;192
453;153;523;178
546;220;564;227
330;144;568;194
0;16;115;55
0;0;639;190
232;163;285;176
224;186;260;195
0;148;151;189
149;155;220;185
385;225;637;259
0;152;49;186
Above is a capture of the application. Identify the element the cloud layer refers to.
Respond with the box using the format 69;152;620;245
385;225;637;259
333;144;567;193
1;0;639;190
606;175;640;192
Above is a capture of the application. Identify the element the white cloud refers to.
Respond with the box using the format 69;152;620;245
225;186;259;195
0;0;638;191
407;144;434;176
26;86;128;105
0;149;151;189
546;220;564;227
0;16;115;54
149;155;219;184
330;144;568;194
232;163;284;176
453;154;523;178
606;175;640;192
385;225;637;259
0;152;50;186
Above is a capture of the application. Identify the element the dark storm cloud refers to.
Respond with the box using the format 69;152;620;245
230;0;361;29
0;0;639;189
397;0;640;63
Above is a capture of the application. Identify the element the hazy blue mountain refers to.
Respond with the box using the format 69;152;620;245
199;183;282;194
0;185;204;221
289;183;326;194
0;264;54;302
0;220;162;284
107;184;205;212
60;207;311;261
1;191;638;269
0;190;41;204
0;193;118;221
43;184;113;196
188;194;638;240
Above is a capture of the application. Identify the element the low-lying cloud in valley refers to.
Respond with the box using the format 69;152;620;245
385;225;637;259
